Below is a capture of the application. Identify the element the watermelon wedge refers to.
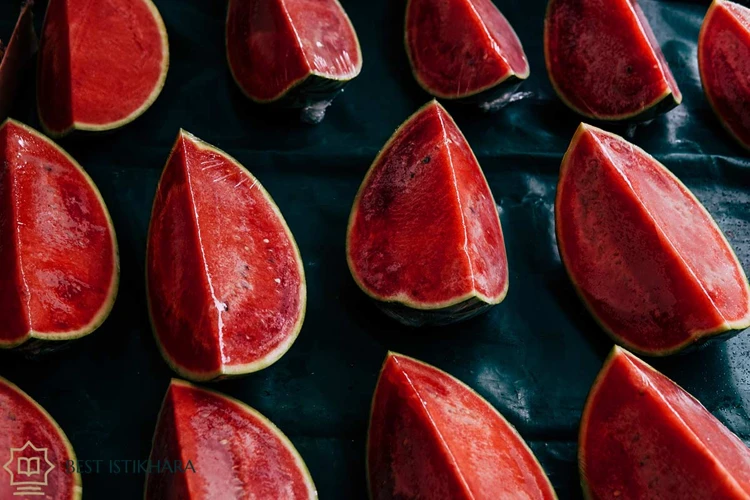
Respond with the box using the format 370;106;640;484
368;352;557;499
405;0;529;106
37;0;169;136
346;101;508;326
556;123;750;355
145;379;316;499
544;0;681;121
226;0;362;123
0;376;81;500
147;130;306;381
699;0;750;150
0;119;118;349
580;346;750;499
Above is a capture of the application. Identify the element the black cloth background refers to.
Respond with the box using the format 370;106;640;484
0;0;749;498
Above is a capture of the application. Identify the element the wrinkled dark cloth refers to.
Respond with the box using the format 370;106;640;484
0;0;748;498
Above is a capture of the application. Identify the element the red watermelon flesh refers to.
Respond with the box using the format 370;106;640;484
0;1;37;121
145;379;316;499
37;0;168;136
580;347;750;499
346;101;508;325
147;131;306;381
0;376;81;500
0;119;118;348
226;0;361;103
556;124;750;355
368;353;557;500
405;0;529;100
699;0;750;150
544;0;681;120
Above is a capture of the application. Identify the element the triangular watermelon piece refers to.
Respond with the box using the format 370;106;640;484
347;101;508;326
556;123;750;355
368;353;557;499
0;119;118;349
147;131;306;380
146;379;316;499
37;0;168;136
405;0;529;103
581;347;750;498
0;376;81;500
699;0;750;150
545;0;681;121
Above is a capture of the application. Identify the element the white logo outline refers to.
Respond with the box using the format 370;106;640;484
3;441;55;496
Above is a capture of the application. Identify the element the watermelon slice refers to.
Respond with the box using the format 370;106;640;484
405;0;529;106
0;1;37;121
556;123;750;355
145;379;316;499
0;119;119;349
0;376;81;500
346;101;508;326
147;131;306;381
37;0;169;137
368;352;557;499
699;0;750;151
580;346;750;499
226;0;362;124
544;0;681;121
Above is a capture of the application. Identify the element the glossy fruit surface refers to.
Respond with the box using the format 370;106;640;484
699;0;750;150
580;347;750;499
347;101;508;326
368;352;557;500
226;0;361;122
145;379;316;499
0;119;118;349
405;0;529;103
544;0;681;121
147;131;306;380
0;376;81;500
37;0;169;136
556;124;750;355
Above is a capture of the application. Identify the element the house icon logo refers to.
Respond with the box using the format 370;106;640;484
3;441;55;496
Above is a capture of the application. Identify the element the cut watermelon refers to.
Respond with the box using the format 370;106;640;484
0;119;118;349
37;0;169;136
405;0;529;106
147;131;306;381
145;379;316;499
346;101;508;326
368;352;557;499
580;347;750;499
226;0;362;123
544;0;681;121
699;0;750;150
556;123;750;355
0;376;81;500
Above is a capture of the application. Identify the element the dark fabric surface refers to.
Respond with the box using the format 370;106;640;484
0;0;749;498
